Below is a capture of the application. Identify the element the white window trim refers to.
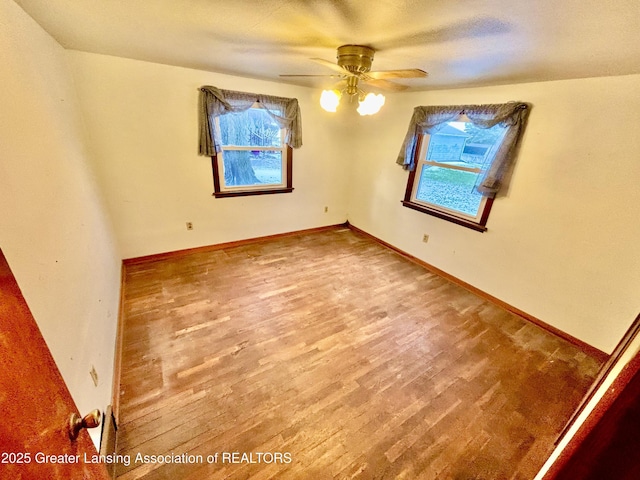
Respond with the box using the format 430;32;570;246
212;104;293;197
409;131;489;224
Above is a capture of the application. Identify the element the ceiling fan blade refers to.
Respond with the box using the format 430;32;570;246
367;69;428;80
361;78;409;92
279;74;342;78
310;58;352;75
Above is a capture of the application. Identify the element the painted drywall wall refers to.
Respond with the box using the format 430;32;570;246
0;0;121;446
66;52;351;259
346;75;640;354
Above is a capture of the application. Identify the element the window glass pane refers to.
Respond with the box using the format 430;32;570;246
415;165;483;217
427;122;507;170
222;150;283;187
427;132;468;164
219;108;282;147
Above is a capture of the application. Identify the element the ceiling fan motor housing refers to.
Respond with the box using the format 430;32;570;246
337;45;375;74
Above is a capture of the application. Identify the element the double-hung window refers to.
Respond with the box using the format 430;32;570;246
398;103;529;231
406;118;508;227
213;105;292;196
198;86;302;198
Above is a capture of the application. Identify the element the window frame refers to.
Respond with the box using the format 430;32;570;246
402;119;502;232
211;104;294;198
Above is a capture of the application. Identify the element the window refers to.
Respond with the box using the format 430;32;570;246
198;86;302;198
212;105;293;197
403;118;508;230
398;103;530;232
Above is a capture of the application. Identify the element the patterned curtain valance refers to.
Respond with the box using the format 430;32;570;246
198;86;302;156
396;102;530;196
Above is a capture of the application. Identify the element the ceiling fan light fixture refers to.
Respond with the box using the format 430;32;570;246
320;89;341;112
357;92;386;116
286;44;425;116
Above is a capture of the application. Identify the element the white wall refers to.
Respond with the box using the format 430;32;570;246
347;75;640;354
66;52;351;259
0;0;121;446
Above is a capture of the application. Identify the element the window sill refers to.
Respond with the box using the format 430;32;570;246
213;187;294;198
401;200;487;232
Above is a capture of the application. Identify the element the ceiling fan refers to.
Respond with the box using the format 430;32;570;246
280;45;427;115
280;44;428;93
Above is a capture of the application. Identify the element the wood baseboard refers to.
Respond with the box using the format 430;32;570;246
110;263;126;425
346;222;609;363
123;223;348;266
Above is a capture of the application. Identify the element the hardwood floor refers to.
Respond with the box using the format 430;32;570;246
116;227;603;479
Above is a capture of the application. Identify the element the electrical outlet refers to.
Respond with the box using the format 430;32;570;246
186;222;193;230
89;366;99;387
324;206;329;213
422;234;429;243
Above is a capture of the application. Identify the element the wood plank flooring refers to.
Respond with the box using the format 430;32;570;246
116;227;603;479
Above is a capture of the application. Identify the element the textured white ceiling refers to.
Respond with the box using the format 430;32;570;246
14;0;640;91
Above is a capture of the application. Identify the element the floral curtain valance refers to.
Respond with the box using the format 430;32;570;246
198;86;302;156
396;102;530;196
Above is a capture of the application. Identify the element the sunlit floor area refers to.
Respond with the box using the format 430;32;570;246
116;227;602;479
